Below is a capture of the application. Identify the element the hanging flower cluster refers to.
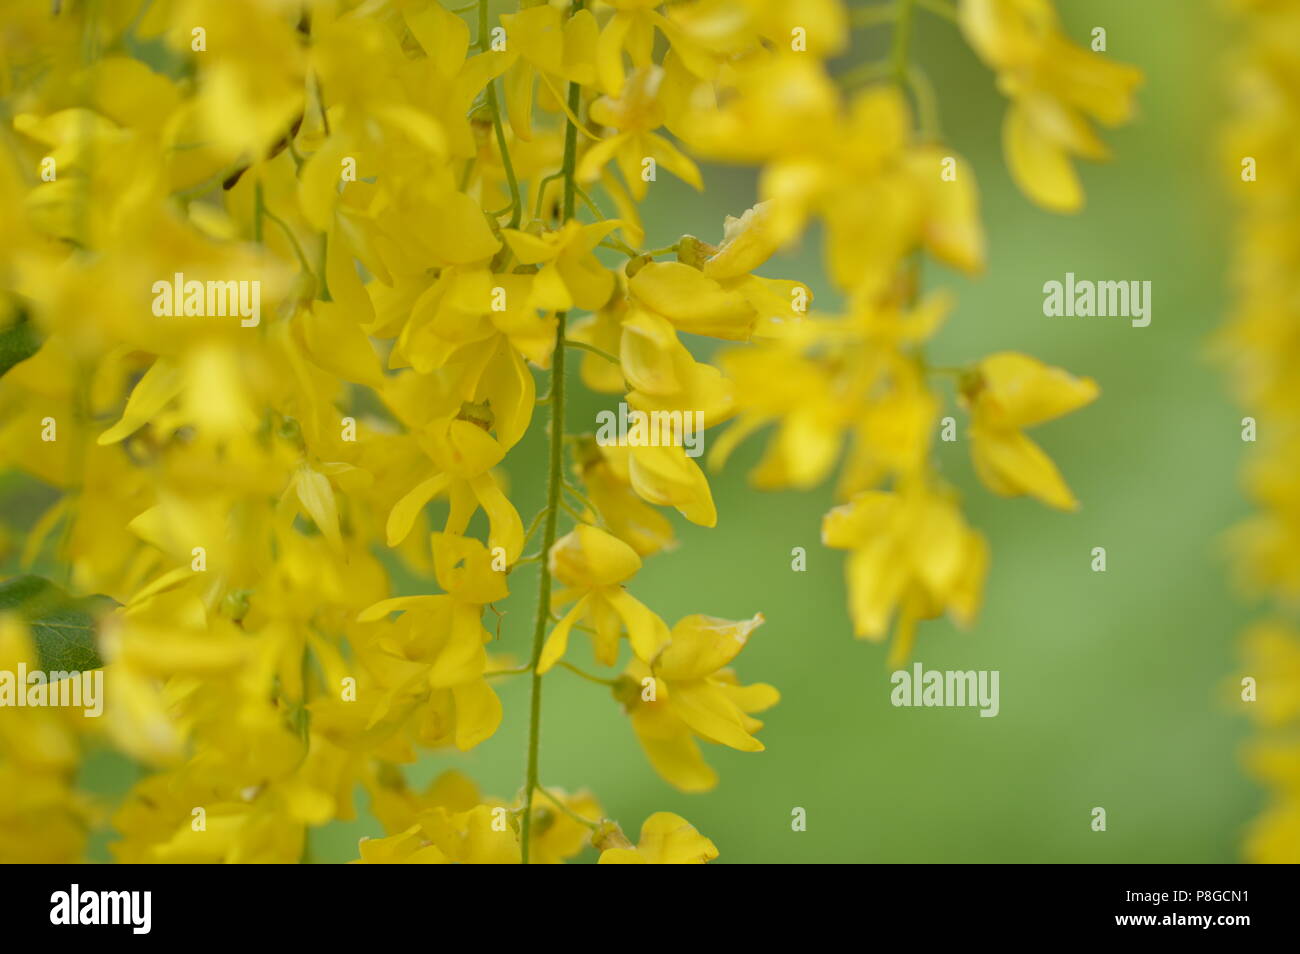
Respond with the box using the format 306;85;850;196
1221;0;1300;865
0;0;1136;864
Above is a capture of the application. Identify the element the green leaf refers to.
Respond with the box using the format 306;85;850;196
0;575;113;674
0;308;42;379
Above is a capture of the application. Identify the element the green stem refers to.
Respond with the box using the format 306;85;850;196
521;506;548;548
317;231;332;301
481;0;522;229
262;204;317;282
485;664;533;678
557;660;617;688
890;0;917;88
915;0;958;25
906;65;941;142
851;2;899;29
598;237;639;257
534;171;565;220
520;1;584;865
564;339;620;366
537;786;602;829
253;180;265;245
562;479;599;515
574;184;606;220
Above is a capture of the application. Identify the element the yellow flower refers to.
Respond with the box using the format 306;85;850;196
596;0;716;97
1239;623;1300;728
0;617;87;863
499;4;598;141
367;767;481;836
628;444;718;528
961;352;1099;511
1244;799;1300;865
573;439;676;557
595;811;718;864
577;66;702;200
528;788;605;865
620;305;735;424
350;534;506;751
958;0;1142;212
537;524;669;672
620;613;777;791
385;413;525;564
501;220;621;312
569;294;629;394
353;825;452;864
354;803;519;864
822;485;989;662
629;260;778;342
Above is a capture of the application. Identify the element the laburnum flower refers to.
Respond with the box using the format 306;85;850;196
621;307;734;424
501;220;621;312
343;533;507;752
537;524;669;672
1245;795;1300;866
1225;0;1300;867
1238;623;1300;729
111;718;354;863
364;768;601;864
96;586;247;766
961;352;1098;511
385;408;525;564
595;0;716;97
618;613;777;792
628;257;807;342
577;65;702;200
958;0;1143;213
711;293;948;492
611;303;736;528
1228;446;1300;602
709;325;852;490
0;618;87;863
526;787;607;865
499;4;598;141
113;772;317;864
1242;732;1300;860
595;811;718;864
679;51;839;163
687;74;984;296
353;803;519;864
573;439;676;557
143;0;305;166
822;485;989;663
664;0;849;63
569;293;629;394
366;766;482;836
353;824;453;864
627;444;718;528
390;266;555;371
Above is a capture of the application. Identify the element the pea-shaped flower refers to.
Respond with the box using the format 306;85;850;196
536;524;669;673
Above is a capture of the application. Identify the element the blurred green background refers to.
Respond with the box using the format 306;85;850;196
8;0;1260;863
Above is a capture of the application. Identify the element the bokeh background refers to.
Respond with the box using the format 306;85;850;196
2;0;1258;862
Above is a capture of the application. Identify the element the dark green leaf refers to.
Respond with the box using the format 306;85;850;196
0;308;42;379
0;575;113;674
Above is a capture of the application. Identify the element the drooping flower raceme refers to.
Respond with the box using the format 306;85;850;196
1221;0;1300;864
0;0;1138;864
